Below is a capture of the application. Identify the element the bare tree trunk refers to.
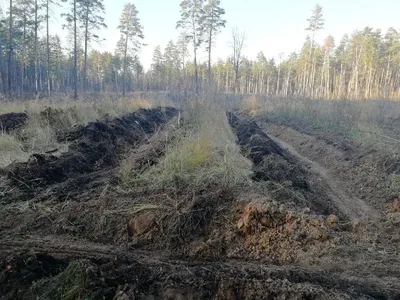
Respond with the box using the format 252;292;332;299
46;0;51;96
276;63;281;96
83;3;89;93
8;0;13;99
301;63;307;96
0;43;6;94
122;33;129;96
231;29;246;94
34;0;39;98
326;55;330;99
207;17;213;85
225;68;229;92
285;60;293;97
73;0;78;99
21;11;26;94
354;46;363;99
194;44;199;94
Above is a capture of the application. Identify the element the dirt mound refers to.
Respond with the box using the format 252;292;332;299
227;201;339;264
227;112;284;164
387;198;400;213
39;107;73;128
227;112;304;186
2;107;177;202
0;112;28;132
124;186;234;251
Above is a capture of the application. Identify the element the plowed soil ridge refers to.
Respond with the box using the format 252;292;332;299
1;107;177;203
0;112;27;133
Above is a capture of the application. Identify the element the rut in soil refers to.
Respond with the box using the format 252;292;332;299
266;132;380;220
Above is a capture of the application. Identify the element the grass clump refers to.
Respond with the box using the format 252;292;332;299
162;133;212;176
54;261;91;300
0;133;29;167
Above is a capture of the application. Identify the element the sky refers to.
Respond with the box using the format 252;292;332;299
2;0;400;70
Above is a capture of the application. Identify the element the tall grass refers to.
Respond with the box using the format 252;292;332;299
249;96;400;151
125;99;253;189
0;97;155;116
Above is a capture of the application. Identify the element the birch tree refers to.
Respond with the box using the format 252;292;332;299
230;28;246;93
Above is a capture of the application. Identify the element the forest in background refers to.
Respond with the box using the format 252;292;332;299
1;0;400;100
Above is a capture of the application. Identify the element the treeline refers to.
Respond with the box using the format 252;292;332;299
148;4;400;100
148;26;400;100
1;1;400;100
0;0;144;98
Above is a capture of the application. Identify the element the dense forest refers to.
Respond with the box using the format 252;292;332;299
1;0;400;99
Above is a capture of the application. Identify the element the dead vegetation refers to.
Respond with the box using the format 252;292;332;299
248;96;400;153
1;95;400;299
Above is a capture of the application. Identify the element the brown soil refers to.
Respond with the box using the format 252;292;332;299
1;238;398;300
1;109;400;299
267;133;380;220
259;121;396;213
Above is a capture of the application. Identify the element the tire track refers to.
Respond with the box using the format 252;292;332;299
267;133;380;220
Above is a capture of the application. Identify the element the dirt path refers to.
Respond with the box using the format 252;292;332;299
262;124;380;220
1;236;398;300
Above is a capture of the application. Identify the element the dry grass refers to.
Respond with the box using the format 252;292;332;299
0;133;29;167
0;97;158;168
250;97;400;152
113;98;253;247
128;99;253;189
390;175;400;197
0;97;154;117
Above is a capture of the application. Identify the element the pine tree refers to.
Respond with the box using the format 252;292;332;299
117;2;144;96
14;0;34;93
8;0;13;98
177;32;189;72
164;40;180;89
201;0;225;83
151;45;164;90
305;4;325;97
176;0;205;94
76;0;106;93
